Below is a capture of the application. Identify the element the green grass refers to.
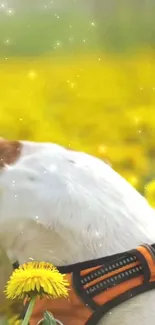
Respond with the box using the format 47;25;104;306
0;12;99;57
0;10;155;57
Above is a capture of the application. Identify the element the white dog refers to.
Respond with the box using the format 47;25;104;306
0;139;155;325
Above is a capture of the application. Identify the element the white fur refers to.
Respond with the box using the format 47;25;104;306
0;141;155;324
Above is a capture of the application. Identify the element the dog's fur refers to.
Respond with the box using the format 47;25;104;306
0;139;155;324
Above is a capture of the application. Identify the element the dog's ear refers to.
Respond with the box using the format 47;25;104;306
0;139;22;168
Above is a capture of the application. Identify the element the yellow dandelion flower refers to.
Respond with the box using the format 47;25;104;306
8;315;22;325
145;180;155;208
5;262;69;301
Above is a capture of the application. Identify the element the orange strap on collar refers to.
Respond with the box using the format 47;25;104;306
29;244;155;325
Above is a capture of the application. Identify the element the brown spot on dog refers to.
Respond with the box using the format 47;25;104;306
0;139;22;168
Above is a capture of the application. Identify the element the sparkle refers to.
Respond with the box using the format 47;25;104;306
129;176;139;187
56;41;61;47
54;40;62;49
54;13;59;19
27;70;37;80
6;8;15;16
4;39;11;45
67;80;76;89
49;164;57;172
133;116;140;125
98;144;107;154
70;83;75;89
69;37;74;42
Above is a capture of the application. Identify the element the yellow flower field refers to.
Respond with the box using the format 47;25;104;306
0;53;155;204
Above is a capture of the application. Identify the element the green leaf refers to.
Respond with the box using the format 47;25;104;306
43;311;57;325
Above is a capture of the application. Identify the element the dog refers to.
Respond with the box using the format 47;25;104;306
0;138;155;325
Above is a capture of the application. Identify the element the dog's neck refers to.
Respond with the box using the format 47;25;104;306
1;200;155;266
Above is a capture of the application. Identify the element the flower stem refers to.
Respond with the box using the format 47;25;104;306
22;296;36;325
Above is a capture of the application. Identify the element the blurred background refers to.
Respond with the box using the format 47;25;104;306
0;0;155;205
